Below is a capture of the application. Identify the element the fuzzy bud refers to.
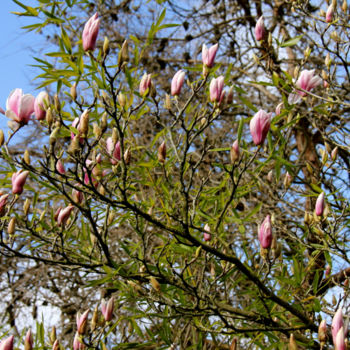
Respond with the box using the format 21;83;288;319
103;36;110;56
117;93;126;108
203;223;211;242
23;198;30;216
230;140;240;163
8;217;16;236
70;83;77;101
118;40;129;66
158;141;166;163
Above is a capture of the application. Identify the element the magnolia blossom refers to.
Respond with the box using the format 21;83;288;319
258;215;272;249
255;16;266;41
106;138;121;164
82;13;100;51
249;109;272;145
335;327;346;350
0;336;14;350
12;170;29;195
203;223;211;242
0;194;9;216
6;88;34;124
230;140;239;163
202;43;218;68
326;4;334;23
73;332;84;350
76;309;89;334
288;70;322;104
171;70;185;96
332;308;344;344
24;329;33;350
57;205;74;226
34;91;49;120
139;73;153;96
101;296;114;322
315;192;325;216
209;76;225;103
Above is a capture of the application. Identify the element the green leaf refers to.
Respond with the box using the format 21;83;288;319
280;35;303;47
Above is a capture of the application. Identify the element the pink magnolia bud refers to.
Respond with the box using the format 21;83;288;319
76;309;89;334
335;327;346;350
56;159;66;174
72;188;83;204
288;69;322;104
6;89;34;124
325;265;331;278
12;170;29;195
0;336;14;350
249;110;272;146
106;138;121;164
82;13;100;51
209;76;225;103
331;147;338;161
0;194;9;216
255;16;266;41
203;223;211;242
139;73;153;96
171;70;186;96
202;43;218;68
275;102;283;115
315;192;325;216
326;4;334;23
230;140;240;163
101;296;114;322
73;332;84;350
57;204;74;226
332;308;344;344
52;340;59;350
25;329;33;350
258;215;272;249
34;91;49;121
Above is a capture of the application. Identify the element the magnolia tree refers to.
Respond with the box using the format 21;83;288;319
0;0;350;349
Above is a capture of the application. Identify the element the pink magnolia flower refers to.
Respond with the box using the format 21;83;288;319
0;336;14;350
6;89;34;124
171;70;185;96
258;215;272;249
73;332;84;350
288;70;322;104
332;308;344;344
203;223;211;242
139;73;153;96
335;327;346;350
249;109;272;145
101;296;114;322
202;43;218;68
57;205;74;226
56;159;66;175
230;140;240;163
326;4;334;23
106;138;121;164
315;192;325;216
72;188;84;204
209;76;225;103
34;91;49;121
255;16;266;41
82;13;100;51
12;170;29;195
76;309;89;334
0;194;9;216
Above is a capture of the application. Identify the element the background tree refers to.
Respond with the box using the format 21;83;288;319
0;0;349;349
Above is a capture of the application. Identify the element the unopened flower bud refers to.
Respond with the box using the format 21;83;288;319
103;36;110;56
318;320;327;344
76;309;89;335
23;198;30;216
52;340;59;350
331;31;340;42
8;217;16;236
304;46;311;59
258;215;272;249
342;0;347;13
54;94;61;112
255;16;266;41
315;192;325;216
289;334;298;350
70;83;77;101
230;140;239;163
124;147;131;164
24;149;30;165
158;141;166;163
46;107;53;126
24;329;33;350
118;40;129;66
226;86;234;104
101;296;114;322
101;113;107;132
203;223;211;242
164;94;171;110
283;171;292;188
50;127;60;146
267;170;274;182
90;306;99;332
150;276;161;292
325;53;332;69
0;129;4;146
331;146;338;161
79;110;89;137
326;4;334;22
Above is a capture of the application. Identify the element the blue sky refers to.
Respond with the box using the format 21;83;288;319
0;0;40;130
